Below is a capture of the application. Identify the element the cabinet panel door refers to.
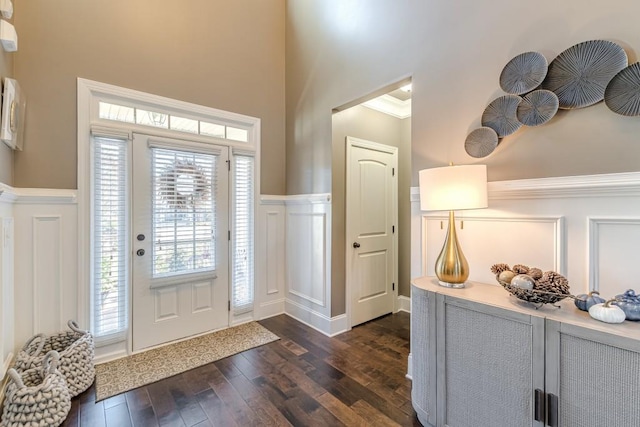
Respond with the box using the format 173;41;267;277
546;320;640;427
437;295;545;427
411;286;437;426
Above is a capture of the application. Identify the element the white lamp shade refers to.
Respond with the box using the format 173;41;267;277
419;164;488;211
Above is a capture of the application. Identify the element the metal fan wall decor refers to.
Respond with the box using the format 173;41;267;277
517;89;559;126
481;95;523;137
499;52;548;95
604;62;640;116
542;40;628;109
463;39;638;159
465;127;499;158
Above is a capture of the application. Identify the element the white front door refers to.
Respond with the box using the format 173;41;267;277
346;136;398;327
131;134;229;351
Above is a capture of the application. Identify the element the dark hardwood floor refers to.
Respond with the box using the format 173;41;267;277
62;312;420;426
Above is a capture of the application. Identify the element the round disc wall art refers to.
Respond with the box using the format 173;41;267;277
481;95;523;137
542;40;628;109
499;51;548;95
517;89;559;126
465;127;499;158
604;62;640;116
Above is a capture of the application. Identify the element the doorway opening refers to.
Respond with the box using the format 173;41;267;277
331;79;412;327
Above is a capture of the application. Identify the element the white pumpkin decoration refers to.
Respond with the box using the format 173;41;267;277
588;299;626;324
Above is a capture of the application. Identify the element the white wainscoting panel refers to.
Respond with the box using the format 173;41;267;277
13;191;78;351
588;217;640;298
412;171;640;298
0;216;14;380
256;196;287;319
0;186;15;380
285;194;348;336
422;215;564;285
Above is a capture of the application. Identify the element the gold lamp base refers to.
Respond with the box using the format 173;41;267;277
435;211;469;288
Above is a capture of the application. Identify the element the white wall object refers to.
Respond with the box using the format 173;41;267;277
1;78;25;150
0;0;13;19
0;19;16;51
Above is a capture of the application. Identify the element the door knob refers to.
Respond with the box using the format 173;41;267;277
136;249;145;256
353;242;361;248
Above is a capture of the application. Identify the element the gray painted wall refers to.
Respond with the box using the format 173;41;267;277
13;0;286;193
286;0;640;194
332;105;411;315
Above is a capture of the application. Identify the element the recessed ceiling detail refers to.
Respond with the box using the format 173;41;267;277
362;94;411;119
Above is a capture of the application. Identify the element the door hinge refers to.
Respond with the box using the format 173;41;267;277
392;167;395;176
228;230;231;241
392;225;395;233
392;283;395;291
228;301;231;311
226;159;231;171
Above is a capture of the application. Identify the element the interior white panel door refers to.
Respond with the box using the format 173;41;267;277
347;137;397;327
132;134;229;351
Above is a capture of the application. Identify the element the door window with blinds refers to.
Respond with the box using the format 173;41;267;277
91;136;129;340
232;153;255;314
152;148;217;278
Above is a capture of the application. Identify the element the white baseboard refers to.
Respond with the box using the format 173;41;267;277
94;349;128;365
285;299;349;337
397;295;411;313
256;298;286;320
406;352;413;380
1;352;14;405
1;352;12;381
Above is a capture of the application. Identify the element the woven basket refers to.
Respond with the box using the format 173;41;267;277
499;280;571;306
14;320;95;397
1;351;71;427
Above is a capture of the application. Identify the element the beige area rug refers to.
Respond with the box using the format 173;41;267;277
95;322;279;401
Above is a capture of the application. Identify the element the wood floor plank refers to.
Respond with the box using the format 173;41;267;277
316;391;369;427
62;313;418;426
225;371;293;426
105;402;133;427
125;388;159;427
79;399;106;427
351;399;401;427
195;389;238;427
208;374;260;425
168;375;208;426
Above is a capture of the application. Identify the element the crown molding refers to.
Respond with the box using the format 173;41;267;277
362;94;411;119
411;171;640;202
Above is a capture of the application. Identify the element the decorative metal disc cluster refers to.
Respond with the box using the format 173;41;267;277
466;39;638;159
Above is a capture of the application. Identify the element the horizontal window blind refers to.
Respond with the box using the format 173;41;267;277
232;154;255;314
152;148;217;277
92;136;129;339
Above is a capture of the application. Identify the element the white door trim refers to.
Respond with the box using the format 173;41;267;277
345;136;398;328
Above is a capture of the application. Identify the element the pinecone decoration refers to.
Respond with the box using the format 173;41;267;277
528;267;543;280
535;271;570;295
490;263;511;275
512;264;530;274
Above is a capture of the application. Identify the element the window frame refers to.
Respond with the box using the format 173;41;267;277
78;78;260;354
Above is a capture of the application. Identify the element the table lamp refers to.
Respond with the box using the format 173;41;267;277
419;164;488;288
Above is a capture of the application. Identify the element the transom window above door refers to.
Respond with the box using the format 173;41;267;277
98;101;249;142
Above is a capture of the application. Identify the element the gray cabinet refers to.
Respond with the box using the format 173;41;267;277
412;277;640;427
